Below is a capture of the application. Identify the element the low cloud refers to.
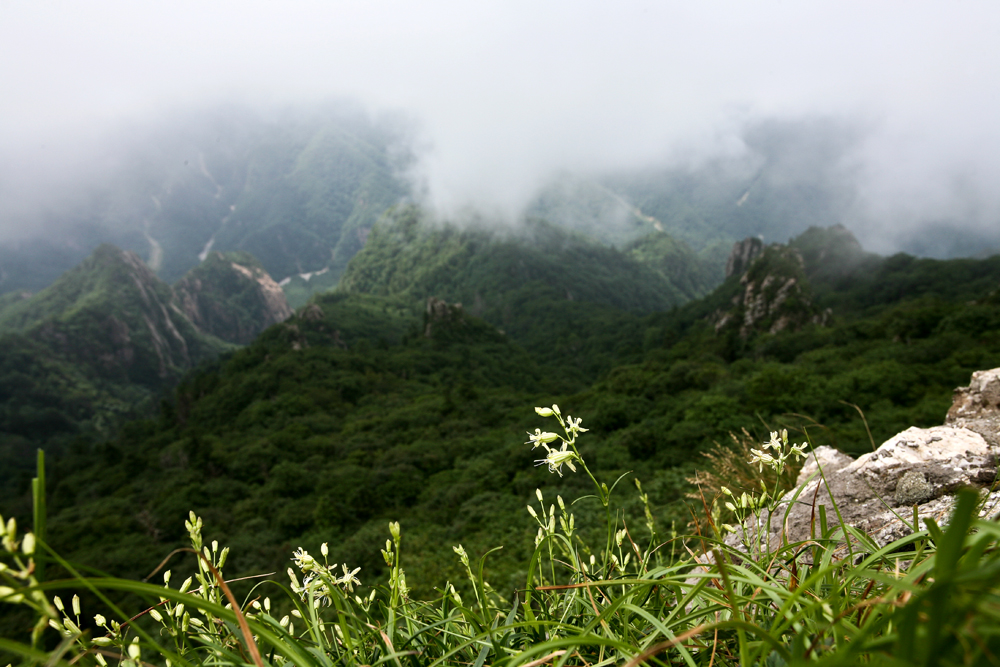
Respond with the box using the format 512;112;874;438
1;1;999;255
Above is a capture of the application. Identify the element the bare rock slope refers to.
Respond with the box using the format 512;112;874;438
728;368;1000;553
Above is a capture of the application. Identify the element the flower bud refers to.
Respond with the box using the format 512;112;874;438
534;407;554;417
179;576;193;594
21;532;35;555
321;542;329;557
72;594;81;616
149;609;163;622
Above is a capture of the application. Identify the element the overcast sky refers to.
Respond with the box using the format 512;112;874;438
2;1;999;250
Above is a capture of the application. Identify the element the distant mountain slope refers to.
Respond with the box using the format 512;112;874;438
174;251;293;345
0;244;290;498
0;244;228;385
337;206;722;382
338;206;714;313
0;105;412;297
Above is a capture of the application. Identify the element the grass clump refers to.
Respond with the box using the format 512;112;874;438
3;408;1000;666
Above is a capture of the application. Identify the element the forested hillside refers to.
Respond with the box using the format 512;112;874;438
337;206;719;380
0;105;413;300
4;225;998;611
0;245;295;501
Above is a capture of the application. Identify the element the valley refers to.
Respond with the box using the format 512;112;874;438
2;203;999;617
2;108;1000;660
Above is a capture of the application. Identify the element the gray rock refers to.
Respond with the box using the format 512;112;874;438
725;237;764;279
894;470;934;506
724;415;999;557
946;367;1000;449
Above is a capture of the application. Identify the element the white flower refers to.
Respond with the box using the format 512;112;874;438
789;443;809;460
452;544;470;567
748;448;775;472
566;415;588;434
764;431;782;451
534;442;579;477
526;429;560;448
291;548;316;572
337;564;361;591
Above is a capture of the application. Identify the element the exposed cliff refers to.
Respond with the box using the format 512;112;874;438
0;244;228;386
713;242;830;338
173;251;293;345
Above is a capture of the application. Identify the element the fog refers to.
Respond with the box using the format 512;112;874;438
2;1;1000;256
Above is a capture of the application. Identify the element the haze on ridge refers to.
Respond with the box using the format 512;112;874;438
1;1;999;257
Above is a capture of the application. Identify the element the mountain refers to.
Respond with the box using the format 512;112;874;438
4;225;996;606
173;251;293;345
0;244;291;499
0;105;413;301
0;244;228;385
336;205;722;383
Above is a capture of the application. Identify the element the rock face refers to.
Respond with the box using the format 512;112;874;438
0;244;214;384
424;297;463;338
725;237;764;279
714;244;830;337
946;367;1000;448
173;252;293;345
726;368;1000;554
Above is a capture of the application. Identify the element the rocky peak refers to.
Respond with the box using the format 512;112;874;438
713;244;829;338
725;237;764;279
424;296;463;338
173;252;292;345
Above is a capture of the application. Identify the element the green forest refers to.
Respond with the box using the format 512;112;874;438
4;216;1000;589
3;210;1000;664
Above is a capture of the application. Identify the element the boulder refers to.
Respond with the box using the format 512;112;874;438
725;369;1000;556
946;367;1000;448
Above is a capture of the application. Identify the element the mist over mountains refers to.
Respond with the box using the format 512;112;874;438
2;104;998;303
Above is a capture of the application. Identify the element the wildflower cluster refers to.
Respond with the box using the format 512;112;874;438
1;513;53;646
749;429;809;475
526;404;588;477
715;429;810;551
289;543;361;606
